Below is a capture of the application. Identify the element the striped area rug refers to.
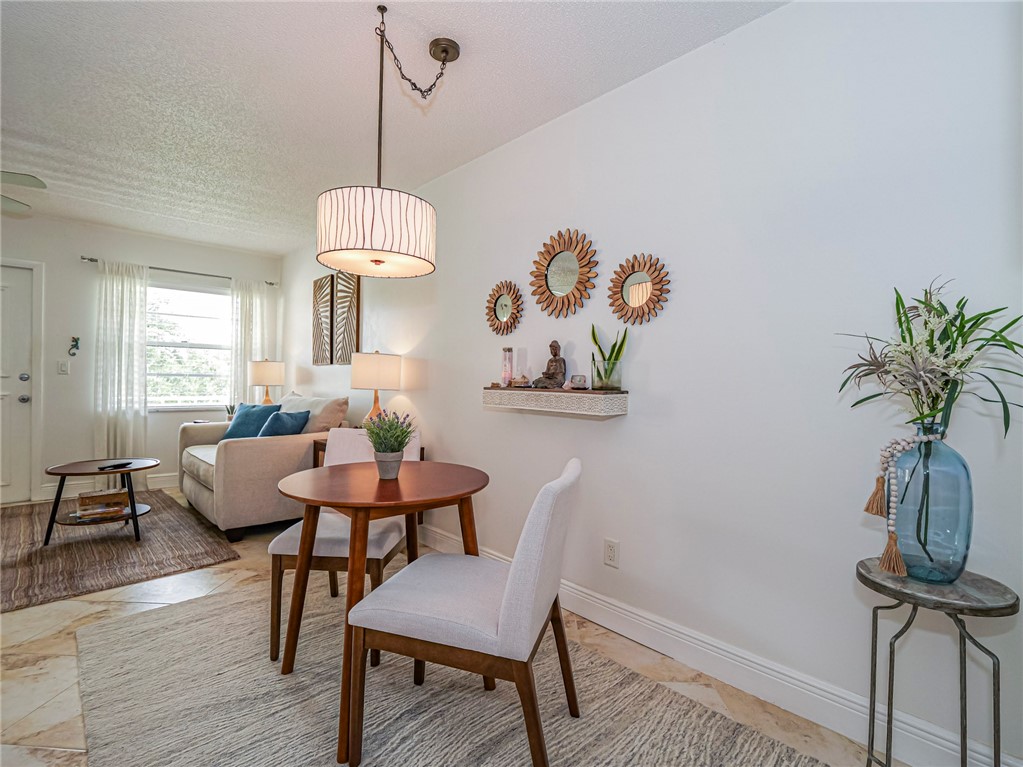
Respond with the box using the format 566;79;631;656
77;583;828;767
1;490;239;611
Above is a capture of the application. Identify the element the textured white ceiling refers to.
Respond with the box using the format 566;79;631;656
1;2;781;255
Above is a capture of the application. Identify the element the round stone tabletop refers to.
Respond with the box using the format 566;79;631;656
856;558;1019;617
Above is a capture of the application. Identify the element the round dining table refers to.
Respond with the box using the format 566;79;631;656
277;460;490;764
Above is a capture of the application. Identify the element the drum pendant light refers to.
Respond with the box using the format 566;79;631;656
316;6;459;279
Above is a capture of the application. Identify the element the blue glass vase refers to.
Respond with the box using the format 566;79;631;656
892;423;972;583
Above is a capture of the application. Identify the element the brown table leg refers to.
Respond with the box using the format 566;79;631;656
281;504;320;675
457;496;495;690
458;496;480;555
338;508;370;764
405;513;426;685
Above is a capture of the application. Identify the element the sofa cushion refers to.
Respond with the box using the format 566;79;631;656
222;403;281;440
258;410;310;437
279;391;349;434
181;444;218;489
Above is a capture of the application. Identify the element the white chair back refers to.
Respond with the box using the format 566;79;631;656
323;428;421;466
497;458;582;660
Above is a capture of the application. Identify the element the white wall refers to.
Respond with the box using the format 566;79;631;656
1;215;282;497
281;3;1021;763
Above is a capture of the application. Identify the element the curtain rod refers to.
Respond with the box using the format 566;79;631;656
80;256;279;287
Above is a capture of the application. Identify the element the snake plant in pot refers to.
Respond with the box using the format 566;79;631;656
841;280;1022;583
591;324;628;390
363;410;416;479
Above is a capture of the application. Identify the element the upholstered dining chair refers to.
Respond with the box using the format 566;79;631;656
268;428;421;663
346;458;582;767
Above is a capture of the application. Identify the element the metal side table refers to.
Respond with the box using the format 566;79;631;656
856;558;1019;767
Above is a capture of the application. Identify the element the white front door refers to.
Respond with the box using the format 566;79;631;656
1;265;34;502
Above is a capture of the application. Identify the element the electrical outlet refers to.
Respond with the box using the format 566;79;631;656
603;538;619;569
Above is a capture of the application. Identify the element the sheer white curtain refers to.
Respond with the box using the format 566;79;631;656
94;261;149;489
230;279;270;406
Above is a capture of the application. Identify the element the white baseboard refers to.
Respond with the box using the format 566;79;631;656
146;472;178;490
418;523;1021;767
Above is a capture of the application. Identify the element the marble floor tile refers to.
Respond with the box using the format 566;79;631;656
206;569;267;595
1;684;85;750
1;603;96;651
0;744;88;767
0;655;78;730
660;681;732;718
3;602;164;657
83;568;234;605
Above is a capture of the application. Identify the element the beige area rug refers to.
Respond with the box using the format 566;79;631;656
1;490;239;612
77;584;828;767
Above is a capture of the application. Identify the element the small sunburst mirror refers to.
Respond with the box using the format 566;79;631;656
486;281;523;335
609;254;670;324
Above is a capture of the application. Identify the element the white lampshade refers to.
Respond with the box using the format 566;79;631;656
350;352;402;391
316;186;436;278
248;360;285;386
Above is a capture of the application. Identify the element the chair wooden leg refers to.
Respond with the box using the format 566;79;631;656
349;627;368;767
328;569;339;598
270;555;283;661
550;596;580;717
512;660;550;767
369;563;382;668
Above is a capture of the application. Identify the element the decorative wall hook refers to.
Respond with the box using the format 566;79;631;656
69;337;80;356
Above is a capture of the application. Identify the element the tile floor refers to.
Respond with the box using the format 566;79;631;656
1;490;874;766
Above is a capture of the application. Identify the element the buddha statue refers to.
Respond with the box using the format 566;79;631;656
532;340;567;389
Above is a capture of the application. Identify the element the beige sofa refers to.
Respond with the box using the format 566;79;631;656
177;422;326;540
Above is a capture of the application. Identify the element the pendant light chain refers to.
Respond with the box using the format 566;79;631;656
375;14;449;101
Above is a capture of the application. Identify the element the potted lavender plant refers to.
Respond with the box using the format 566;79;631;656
363;410;416;480
841;280;1021;582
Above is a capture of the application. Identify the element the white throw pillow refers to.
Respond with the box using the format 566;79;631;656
279;391;350;434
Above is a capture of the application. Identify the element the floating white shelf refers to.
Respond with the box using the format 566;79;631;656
481;387;628;418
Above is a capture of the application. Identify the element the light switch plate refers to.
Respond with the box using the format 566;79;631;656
57;361;69;375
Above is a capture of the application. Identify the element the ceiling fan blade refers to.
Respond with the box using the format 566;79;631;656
2;195;32;213
1;171;46;189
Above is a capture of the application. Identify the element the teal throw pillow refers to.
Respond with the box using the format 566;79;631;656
221;403;281;440
257;410;310;438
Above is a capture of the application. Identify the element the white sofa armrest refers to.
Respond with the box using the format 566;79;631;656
178;422;230;488
211;431;329;530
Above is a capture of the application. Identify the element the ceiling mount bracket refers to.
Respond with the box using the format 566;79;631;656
430;38;460;63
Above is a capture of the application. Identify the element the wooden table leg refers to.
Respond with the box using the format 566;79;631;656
458;496;495;690
281;504;320;675
405;513;426;685
338;508;369;764
458;496;480;555
43;476;66;546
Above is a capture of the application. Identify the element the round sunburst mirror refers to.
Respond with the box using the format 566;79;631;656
486;280;523;335
608;253;670;325
529;229;599;318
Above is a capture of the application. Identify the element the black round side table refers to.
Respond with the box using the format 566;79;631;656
856;558;1019;767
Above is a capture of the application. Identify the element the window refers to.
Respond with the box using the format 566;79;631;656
146;273;231;409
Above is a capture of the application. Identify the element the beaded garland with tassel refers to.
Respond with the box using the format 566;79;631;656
866;431;945;576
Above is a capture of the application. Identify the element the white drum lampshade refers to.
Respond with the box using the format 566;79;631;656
351;351;402;421
249;359;285;405
316;187;436;278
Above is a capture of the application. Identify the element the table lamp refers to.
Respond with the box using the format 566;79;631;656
249;359;285;405
351;351;401;422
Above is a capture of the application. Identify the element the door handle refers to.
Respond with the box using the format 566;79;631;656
18;395;30;403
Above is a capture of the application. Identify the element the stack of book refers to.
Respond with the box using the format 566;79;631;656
75;488;129;521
